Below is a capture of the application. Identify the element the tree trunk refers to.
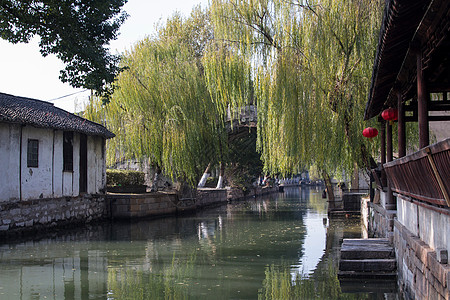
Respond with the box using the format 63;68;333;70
322;171;335;203
151;165;161;192
197;163;211;188
216;162;225;189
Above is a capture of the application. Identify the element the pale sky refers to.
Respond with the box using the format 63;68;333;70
0;0;209;112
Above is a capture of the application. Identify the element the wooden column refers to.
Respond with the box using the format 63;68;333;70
380;119;386;165
379;118;387;187
386;121;395;210
386;121;393;162
417;51;429;148
397;91;406;157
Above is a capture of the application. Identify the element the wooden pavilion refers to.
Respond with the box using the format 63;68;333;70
364;0;450;298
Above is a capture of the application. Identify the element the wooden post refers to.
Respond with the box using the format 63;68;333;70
397;91;406;158
379;118;387;187
386;121;393;162
380;118;386;165
417;51;429;148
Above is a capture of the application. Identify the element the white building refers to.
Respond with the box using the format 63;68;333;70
0;92;114;233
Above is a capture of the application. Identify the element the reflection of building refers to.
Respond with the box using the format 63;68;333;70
0;244;108;299
0;92;114;234
364;1;450;298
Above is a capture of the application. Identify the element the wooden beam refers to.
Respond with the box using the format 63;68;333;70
405;115;450;122
405;102;450;112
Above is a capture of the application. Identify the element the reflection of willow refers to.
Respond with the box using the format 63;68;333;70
257;217;369;299
258;263;368;300
107;251;196;300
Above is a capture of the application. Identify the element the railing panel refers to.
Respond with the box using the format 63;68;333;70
383;138;450;207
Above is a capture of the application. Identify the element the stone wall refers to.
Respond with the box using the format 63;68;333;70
108;192;178;219
227;186;279;201
1;186;279;236
196;188;227;207
368;201;396;241
395;219;450;299
0;194;107;236
367;190;450;299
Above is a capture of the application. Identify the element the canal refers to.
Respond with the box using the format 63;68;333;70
0;187;401;299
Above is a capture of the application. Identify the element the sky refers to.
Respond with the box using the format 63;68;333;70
0;0;209;112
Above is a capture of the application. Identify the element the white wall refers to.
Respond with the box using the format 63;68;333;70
0;123;107;201
87;136;106;194
62;133;80;196
21;126;54;200
53;130;63;197
397;196;449;252
0;123;20;202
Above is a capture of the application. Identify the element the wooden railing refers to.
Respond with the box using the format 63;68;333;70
383;138;450;207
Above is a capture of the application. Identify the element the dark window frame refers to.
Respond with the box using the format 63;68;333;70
27;139;39;168
63;131;74;172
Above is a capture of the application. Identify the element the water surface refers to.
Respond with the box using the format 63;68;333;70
0;187;399;299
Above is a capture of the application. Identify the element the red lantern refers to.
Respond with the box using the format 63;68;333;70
363;127;378;140
381;108;398;125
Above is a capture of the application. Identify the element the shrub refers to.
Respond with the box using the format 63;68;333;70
107;169;145;187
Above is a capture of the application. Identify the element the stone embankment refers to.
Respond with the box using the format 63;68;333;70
0;186;279;237
0;194;106;237
108;186;278;219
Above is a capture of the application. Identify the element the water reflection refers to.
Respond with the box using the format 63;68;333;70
0;187;399;299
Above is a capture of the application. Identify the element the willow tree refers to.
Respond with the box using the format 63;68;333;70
210;0;384;192
85;6;253;184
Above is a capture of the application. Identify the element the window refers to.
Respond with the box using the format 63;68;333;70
27;139;39;168
63;131;74;172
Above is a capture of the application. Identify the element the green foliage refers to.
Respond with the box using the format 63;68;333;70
210;0;385;178
107;256;191;300
0;0;127;98
205;176;218;188
107;169;145;187
226;128;264;192
258;263;371;300
85;6;255;185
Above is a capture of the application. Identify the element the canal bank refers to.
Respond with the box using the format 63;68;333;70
0;187;401;299
0;185;279;238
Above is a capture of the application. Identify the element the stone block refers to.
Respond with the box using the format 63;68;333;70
414;240;432;266
427;252;448;288
130;204;139;212
415;267;428;297
16;222;25;227
0;225;9;231
10;208;20;215
2;219;11;225
436;248;448;264
413;255;425;273
25;220;33;227
431;273;446;299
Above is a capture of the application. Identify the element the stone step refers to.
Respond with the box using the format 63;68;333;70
340;238;395;259
339;258;397;272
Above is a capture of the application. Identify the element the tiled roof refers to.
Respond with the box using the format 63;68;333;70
0;92;114;139
365;0;431;120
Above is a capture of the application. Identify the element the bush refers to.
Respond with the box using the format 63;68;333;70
107;169;145;187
